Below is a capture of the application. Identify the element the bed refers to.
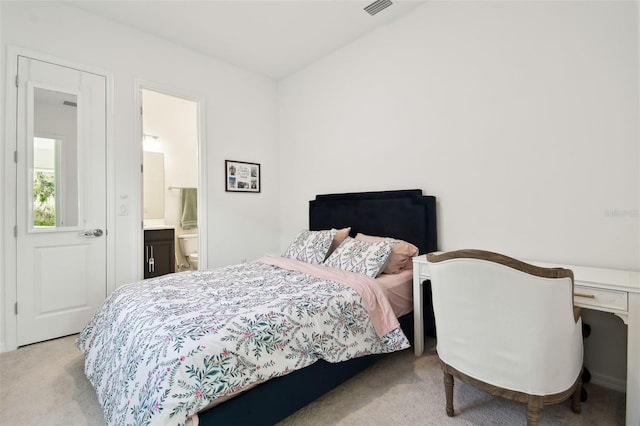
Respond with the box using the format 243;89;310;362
77;189;437;426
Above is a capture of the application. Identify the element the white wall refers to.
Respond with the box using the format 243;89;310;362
1;1;280;350
279;1;638;388
279;1;639;270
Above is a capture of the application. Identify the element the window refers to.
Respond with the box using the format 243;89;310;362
33;136;59;227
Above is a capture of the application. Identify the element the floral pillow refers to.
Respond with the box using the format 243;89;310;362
355;233;419;274
282;229;338;264
324;236;395;278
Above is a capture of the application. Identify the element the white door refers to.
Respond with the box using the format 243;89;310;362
15;56;107;346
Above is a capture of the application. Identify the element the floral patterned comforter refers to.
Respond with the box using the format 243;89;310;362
77;257;410;426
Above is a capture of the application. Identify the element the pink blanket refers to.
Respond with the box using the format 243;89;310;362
257;256;401;336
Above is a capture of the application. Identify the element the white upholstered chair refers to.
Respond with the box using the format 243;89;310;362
426;249;583;426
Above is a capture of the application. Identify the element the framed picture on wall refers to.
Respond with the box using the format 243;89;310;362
225;160;261;193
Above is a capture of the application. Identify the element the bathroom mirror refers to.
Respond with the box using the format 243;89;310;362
143;151;165;220
31;87;79;229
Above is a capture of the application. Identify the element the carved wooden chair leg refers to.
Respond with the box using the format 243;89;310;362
526;397;543;426
443;371;454;416
572;375;582;414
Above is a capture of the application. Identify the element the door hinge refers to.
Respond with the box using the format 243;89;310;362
141;164;144;173
14;302;18;315
140;106;143;115
14;225;17;238
14;150;18;163
15;74;19;88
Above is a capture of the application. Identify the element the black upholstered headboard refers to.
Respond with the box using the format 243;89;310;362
309;189;437;255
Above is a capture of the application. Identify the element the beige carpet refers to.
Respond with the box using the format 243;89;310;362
0;335;625;425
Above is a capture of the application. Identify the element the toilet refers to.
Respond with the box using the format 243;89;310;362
178;233;198;270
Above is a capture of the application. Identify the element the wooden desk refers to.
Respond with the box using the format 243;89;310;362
412;255;640;425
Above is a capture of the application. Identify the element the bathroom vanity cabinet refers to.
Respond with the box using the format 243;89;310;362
144;228;175;278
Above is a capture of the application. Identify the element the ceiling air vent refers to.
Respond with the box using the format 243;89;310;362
364;0;393;16
63;100;77;107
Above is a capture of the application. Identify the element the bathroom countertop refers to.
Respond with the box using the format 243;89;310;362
143;225;175;230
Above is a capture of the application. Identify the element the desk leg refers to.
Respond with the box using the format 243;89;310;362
413;271;424;356
626;293;640;426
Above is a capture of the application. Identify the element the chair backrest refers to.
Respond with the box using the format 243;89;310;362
427;249;583;396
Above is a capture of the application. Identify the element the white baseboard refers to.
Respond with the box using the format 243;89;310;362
589;370;626;393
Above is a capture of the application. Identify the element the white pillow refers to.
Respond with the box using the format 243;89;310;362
282;229;337;264
324;236;395;278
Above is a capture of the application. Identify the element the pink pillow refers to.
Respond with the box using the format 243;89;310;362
328;227;351;257
355;233;419;274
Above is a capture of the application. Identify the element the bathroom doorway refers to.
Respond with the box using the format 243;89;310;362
140;87;204;275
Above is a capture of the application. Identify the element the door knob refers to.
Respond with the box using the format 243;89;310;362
82;229;104;237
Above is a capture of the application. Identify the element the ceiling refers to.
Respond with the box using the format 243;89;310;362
66;0;426;80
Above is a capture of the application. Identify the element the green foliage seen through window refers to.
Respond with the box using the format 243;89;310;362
33;171;55;226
